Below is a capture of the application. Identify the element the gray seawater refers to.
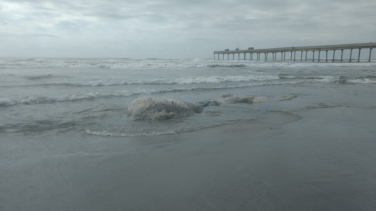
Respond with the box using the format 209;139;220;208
2;58;376;211
1;58;376;136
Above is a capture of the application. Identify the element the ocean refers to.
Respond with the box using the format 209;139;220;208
1;58;376;210
1;57;375;136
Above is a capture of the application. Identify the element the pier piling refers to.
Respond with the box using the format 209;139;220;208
326;50;328;62
369;48;373;62
358;48;361;62
318;51;321;62
341;49;344;62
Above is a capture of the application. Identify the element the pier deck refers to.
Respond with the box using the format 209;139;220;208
214;43;376;62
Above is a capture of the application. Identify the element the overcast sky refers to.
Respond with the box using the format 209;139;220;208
1;0;375;58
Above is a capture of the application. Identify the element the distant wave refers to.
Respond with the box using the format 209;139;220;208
0;75;280;88
278;74;336;80
278;74;376;84
24;74;70;80
346;78;376;84
208;64;247;68
0;81;306;107
1;58;375;69
25;74;55;80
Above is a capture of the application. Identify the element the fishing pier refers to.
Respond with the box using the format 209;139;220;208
214;43;376;62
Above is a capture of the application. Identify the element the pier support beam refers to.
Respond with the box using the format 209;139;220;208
349;49;353;62
305;51;307;61
369;48;373;62
301;51;303;61
281;52;283;61
358;48;361;62
244;53;246;60
313;51;315;62
341;49;344;62
284;52;286;60
332;50;336;62
294;51;296;61
326;50;328;62
290;51;293;60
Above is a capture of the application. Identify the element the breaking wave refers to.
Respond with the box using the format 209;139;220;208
127;98;203;121
0;79;343;107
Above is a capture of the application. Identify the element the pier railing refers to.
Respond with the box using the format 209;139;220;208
214;43;376;62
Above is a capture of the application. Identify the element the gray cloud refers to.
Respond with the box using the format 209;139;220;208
0;0;375;58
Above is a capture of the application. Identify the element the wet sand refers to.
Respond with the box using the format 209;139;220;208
1;84;376;211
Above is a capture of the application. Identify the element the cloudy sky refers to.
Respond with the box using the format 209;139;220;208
1;0;375;58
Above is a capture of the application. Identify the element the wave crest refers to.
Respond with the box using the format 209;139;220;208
127;98;203;121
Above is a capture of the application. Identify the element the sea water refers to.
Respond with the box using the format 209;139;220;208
0;58;375;137
2;57;376;211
